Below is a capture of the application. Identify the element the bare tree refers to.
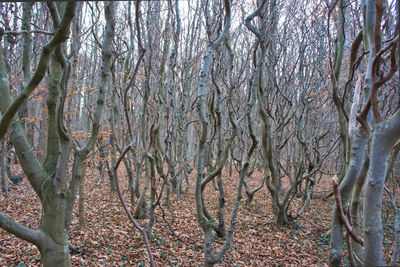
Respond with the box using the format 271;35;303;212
0;2;117;265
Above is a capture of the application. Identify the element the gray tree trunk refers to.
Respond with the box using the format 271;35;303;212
1;140;7;196
363;110;400;266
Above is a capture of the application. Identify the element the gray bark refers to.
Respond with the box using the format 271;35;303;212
350;154;369;263
328;0;376;264
18;3;33;126
363;110;400;266
1;140;7;196
329;127;369;266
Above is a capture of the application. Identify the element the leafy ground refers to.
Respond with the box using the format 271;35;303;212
0;165;398;266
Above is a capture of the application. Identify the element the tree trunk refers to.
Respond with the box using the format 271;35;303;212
134;153;142;199
134;172;150;219
275;207;290;226
363;110;400;266
350;153;369;262
123;157;135;204
78;178;85;229
106;159;117;192
39;239;71;267
1;140;7;196
329;128;368;266
145;153;156;239
39;176;71;266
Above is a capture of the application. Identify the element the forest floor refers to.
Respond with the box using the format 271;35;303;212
0;165;398;266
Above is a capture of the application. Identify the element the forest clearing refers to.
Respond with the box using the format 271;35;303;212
0;0;399;266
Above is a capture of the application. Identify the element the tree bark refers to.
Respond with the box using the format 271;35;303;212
1;140;7;196
363;110;400;266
